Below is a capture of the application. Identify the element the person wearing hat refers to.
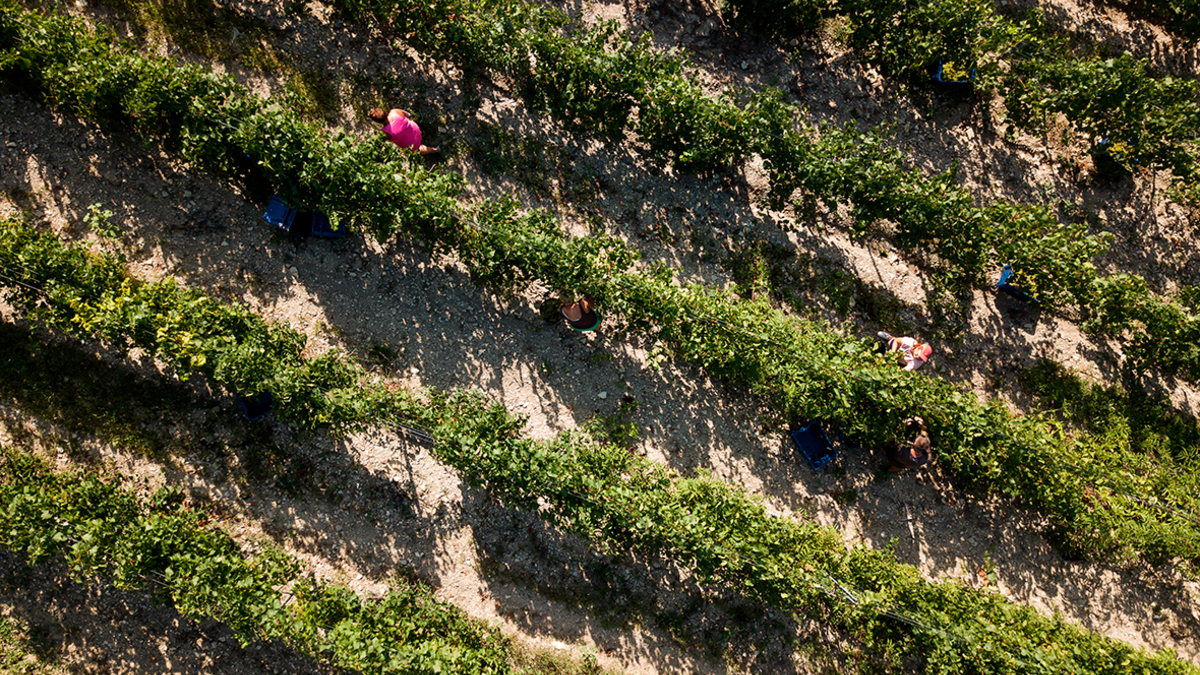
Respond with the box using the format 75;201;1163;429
877;332;932;371
368;107;440;155
887;416;931;472
561;295;601;333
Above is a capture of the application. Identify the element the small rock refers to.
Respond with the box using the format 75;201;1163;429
598;391;608;399
552;641;567;650
410;367;419;374
221;241;229;246
289;266;298;275
350;272;358;277
740;60;749;70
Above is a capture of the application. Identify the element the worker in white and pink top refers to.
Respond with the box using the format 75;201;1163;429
877;332;932;371
368;107;440;155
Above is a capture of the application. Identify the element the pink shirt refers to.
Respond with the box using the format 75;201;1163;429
382;109;422;151
896;337;930;371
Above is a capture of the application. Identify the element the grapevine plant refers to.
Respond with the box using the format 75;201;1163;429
0;222;1195;674
0;447;519;674
2;7;1200;563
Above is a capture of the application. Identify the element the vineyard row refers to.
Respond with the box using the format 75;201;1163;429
0;445;523;675
0;6;1198;566
0;218;1194;674
315;0;1200;382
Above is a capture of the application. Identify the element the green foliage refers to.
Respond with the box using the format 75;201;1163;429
0;446;516;673
1007;45;1200;181
1086;274;1200;380
2;219;1198;671
1021;359;1200;468
83;203;120;240
4;3;1200;569
339;0;564;69
986;201;1111;307
1138;0;1200;42
524;21;679;141
0;219;382;432
415;391;1194;674
637;74;751;171
840;0;1025;82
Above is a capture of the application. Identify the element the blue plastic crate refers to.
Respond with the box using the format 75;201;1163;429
310;211;345;238
933;59;975;85
236;391;274;421
262;195;291;230
262;196;341;238
996;264;1039;304
1092;138;1135;176
791;422;837;472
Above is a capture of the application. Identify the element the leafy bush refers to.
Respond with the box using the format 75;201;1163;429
636;73;752;171
523;21;679;140
0;448;516;673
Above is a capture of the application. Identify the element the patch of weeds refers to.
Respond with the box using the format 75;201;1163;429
91;0;281;67
0;614;57;674
831;487;857;505
471;122;599;204
720;238;921;335
283;0;311;18
366;341;400;374
0;323;191;456
476;122;546;179
347;72;405;112
585;401;639;449
284;69;340;123
510;645;610;675
83;203;120;241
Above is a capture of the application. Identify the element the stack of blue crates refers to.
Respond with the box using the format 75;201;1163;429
262;195;345;238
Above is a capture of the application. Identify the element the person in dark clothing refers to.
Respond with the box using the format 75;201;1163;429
887;416;931;472
561;295;601;332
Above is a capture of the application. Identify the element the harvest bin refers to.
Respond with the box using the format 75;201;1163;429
932;59;975;86
791;421;837;471
262;195;345;238
236;391;274;421
1091;138;1134;177
995;264;1039;304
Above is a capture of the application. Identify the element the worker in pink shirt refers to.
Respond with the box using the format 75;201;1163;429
877;331;932;371
367;107;439;155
